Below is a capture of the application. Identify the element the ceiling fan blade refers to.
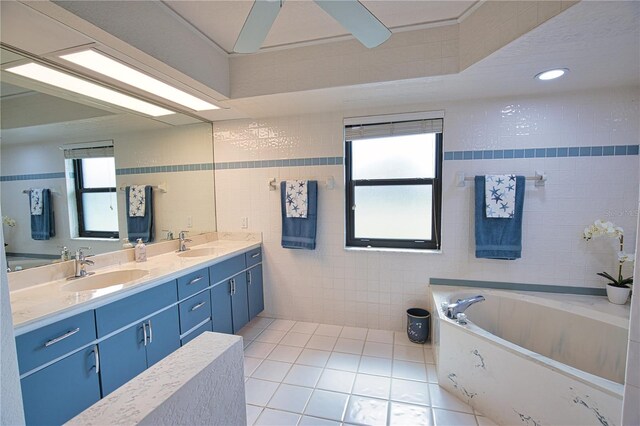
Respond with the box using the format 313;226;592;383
234;0;283;53
314;0;391;48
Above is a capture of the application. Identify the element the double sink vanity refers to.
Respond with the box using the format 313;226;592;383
8;232;263;425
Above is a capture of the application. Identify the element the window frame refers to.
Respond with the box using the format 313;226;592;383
345;131;443;251
73;158;119;239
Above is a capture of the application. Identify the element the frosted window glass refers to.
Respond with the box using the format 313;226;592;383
82;157;116;188
354;185;432;240
82;193;118;232
352;133;435;180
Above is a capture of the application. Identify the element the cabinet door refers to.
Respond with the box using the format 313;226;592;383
145;306;180;367
21;346;100;426
98;323;147;396
231;273;250;333
247;265;264;320
211;283;233;334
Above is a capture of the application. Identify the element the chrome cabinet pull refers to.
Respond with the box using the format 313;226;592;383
251;252;260;258
188;276;204;285
142;322;148;346
248;271;252;285
44;328;80;347
93;345;100;374
191;301;206;312
147;320;153;344
230;278;235;295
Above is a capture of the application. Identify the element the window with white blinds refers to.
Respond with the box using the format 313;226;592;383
344;116;443;250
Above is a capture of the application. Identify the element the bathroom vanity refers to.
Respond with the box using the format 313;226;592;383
9;233;263;425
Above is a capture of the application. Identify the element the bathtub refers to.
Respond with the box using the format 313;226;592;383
431;286;629;426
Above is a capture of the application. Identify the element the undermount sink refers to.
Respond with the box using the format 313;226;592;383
62;269;149;292
177;248;220;258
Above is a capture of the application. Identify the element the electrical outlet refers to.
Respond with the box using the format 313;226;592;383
241;217;249;229
187;216;193;228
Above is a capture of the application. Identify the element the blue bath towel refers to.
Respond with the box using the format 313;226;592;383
30;189;55;240
281;180;317;250
475;175;524;259
126;185;154;243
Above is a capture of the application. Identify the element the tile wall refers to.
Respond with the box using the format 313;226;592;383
214;86;640;330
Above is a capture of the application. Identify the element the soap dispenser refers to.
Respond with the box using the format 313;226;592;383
59;246;70;262
134;238;147;262
122;238;134;249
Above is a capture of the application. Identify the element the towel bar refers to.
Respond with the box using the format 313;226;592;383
269;177;335;191
456;171;546;187
118;183;167;193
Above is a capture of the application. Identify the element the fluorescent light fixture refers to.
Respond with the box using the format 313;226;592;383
61;50;219;111
535;68;568;81
5;63;174;117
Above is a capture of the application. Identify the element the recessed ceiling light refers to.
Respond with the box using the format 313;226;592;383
60;50;219;111
5;62;174;117
535;68;569;81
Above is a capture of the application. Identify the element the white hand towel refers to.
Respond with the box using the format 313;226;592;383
129;185;146;217
485;174;517;218
30;189;43;216
285;180;308;218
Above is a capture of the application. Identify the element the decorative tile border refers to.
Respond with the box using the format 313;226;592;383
116;163;213;175
430;277;606;296
214;156;344;170
444;144;639;161
0;172;66;182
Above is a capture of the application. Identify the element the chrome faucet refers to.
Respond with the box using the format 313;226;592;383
72;247;95;278
444;295;485;319
178;231;192;252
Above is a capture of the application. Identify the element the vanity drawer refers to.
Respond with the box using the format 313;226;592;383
178;292;212;334
16;310;96;375
95;280;178;337
209;254;246;284
181;321;213;346
177;268;210;300
245;247;262;268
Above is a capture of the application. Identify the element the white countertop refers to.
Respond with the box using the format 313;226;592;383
11;234;261;334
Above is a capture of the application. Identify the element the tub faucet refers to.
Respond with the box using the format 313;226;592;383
72;247;94;278
178;231;192;252
444;295;485;319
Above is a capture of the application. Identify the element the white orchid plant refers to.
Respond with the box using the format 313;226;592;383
583;220;634;288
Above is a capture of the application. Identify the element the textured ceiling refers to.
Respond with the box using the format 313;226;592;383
164;0;475;53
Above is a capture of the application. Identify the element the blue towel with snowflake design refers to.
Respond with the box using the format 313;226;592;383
475;175;524;260
281;180;317;250
485;174;516;218
126;185;154;243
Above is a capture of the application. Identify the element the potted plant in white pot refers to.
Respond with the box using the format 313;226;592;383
583;220;634;304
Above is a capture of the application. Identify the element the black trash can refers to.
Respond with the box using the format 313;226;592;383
407;308;430;344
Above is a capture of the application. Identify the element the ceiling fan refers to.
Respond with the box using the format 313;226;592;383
234;0;391;53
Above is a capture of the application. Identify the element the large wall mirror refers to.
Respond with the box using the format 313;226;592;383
1;47;217;271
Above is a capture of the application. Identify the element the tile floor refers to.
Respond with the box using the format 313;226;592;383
239;317;498;426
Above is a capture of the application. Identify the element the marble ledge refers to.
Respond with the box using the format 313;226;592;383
67;332;246;426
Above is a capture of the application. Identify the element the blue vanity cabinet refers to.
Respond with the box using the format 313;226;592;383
231;272;250;333
181;319;213;346
144;306;180;367
21;345;100;425
247;264;264;320
210;281;233;334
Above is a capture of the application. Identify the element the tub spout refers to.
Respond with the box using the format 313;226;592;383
445;295;485;319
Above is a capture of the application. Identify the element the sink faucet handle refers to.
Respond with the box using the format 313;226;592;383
179;230;189;239
162;230;174;240
76;246;91;259
456;313;468;325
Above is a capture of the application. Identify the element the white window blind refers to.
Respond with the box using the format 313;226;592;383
62;140;114;159
345;118;443;141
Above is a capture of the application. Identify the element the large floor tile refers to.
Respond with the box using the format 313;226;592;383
432;408;477;426
427;364;438;383
424;347;435;364
392;360;427;381
352;374;391;399
291;321;319;334
280;331;312;347
390;378;430;406
238;325;266;341
245;378;279;406
267;345;303;363
296;348;331;367
394;331;426;347
245;342;277;359
304;389;349;421
306;334;338;351
317;369;356;394
389;402;433;426
251;360;292;382
393;345;424;363
343;395;389;426
267;319;296;332
315;324;343;337
244;356;263;377
255;408;301;426
246;404;263;425
283;364;324;388
358;356;392;377
326;352;361;372
249;317;275;329
267;383;313;414
334;337;365;355
340;326;368;340
362;341;393;359
366;329;394;344
255;329;287;344
298;415;341;426
428;384;474;413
